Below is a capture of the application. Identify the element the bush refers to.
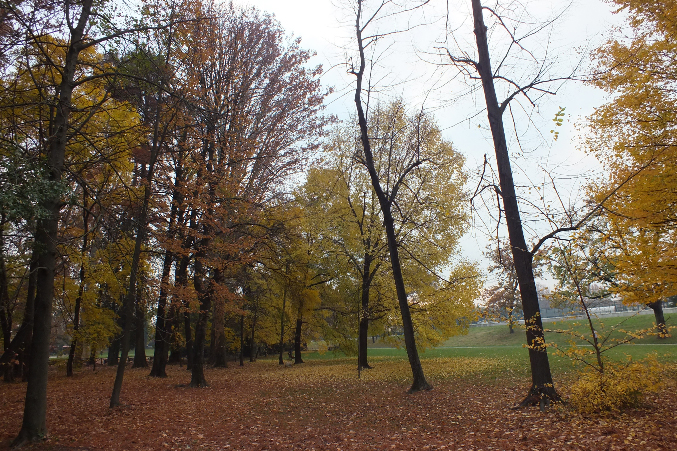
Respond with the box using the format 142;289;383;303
568;355;662;414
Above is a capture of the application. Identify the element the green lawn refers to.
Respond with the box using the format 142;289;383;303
304;311;677;379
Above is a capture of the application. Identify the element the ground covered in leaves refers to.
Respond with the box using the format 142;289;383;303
1;356;676;450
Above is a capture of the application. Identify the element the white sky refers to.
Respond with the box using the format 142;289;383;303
244;0;628;287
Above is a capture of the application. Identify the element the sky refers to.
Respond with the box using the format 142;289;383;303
243;0;628;287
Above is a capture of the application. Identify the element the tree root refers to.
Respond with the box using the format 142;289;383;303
512;384;561;411
407;380;433;394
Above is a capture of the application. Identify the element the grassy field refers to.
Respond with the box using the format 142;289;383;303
304;312;677;378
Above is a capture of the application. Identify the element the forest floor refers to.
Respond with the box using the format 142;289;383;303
1;355;677;451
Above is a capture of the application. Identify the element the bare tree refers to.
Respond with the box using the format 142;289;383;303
350;0;434;393
441;0;567;406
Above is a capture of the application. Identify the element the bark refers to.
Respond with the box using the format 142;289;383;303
358;253;373;370
249;304;257;363
67;196;89;377
278;284;287;365
0;221;11;352
175;254;193;369
109;177;152;407
66;265;85;377
132;294;147;368
648;300;669;338
13;2;93;444
293;314;304;365
352;0;430;393
189;260;211;387
184;307;193;370
167;303;182;365
470;0;559;405
151;152;185;376
239;314;245;367
149;249;173;377
107;331;121;366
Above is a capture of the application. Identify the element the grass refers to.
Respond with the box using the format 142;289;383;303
303;311;677;380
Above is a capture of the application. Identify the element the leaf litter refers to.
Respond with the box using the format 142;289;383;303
1;357;676;450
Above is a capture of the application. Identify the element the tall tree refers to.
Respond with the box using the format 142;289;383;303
350;0;454;392
443;0;562;405
9;0;97;442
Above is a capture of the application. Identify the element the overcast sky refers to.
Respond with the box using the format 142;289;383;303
244;0;628;286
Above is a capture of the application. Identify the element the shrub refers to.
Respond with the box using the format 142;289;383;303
568;355;662;414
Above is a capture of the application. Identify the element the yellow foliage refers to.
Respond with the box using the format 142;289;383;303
567;355;662;414
586;0;677;305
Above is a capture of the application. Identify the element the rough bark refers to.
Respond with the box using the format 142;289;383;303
352;0;430;393
470;0;559;405
13;1;93;444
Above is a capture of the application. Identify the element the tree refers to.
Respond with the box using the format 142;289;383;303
351;0;465;392
306;103;479;368
442;0;564;406
160;0;329;385
302;141;388;369
586;0;677;337
4;0;119;441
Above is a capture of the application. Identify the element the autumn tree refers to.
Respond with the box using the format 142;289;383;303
585;0;677;337
161;0;329;385
306;102;479;368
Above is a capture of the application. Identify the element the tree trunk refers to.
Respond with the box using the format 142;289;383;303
175;254;193;369
358;253;373;370
184;308;193;370
109;177;152;406
470;0;558;406
352;0;430;393
149;249;173;377
189;260;211;387
239;314;245;367
0;220;12;352
67;197;89;377
150;141;185;376
278;283;287;365
108;330;121;366
133;293;147;368
13;2;93;444
249;305;257;363
648;300;670;338
167;302;182;365
294;314;304;365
